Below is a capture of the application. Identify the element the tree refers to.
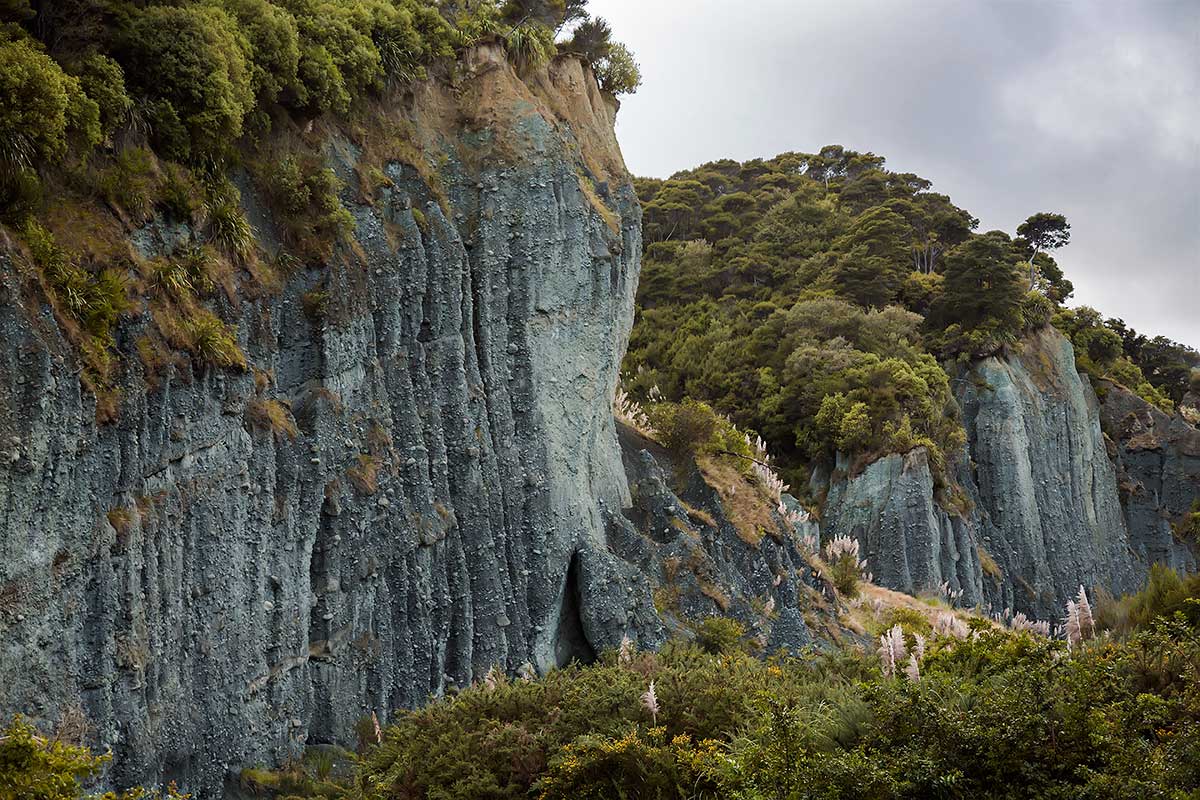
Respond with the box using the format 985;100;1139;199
929;230;1024;340
830;206;910;307
121;4;255;160
565;16;611;61
1016;212;1070;288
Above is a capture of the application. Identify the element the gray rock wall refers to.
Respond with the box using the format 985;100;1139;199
0;48;654;796
822;326;1197;620
1099;382;1199;574
820;448;984;607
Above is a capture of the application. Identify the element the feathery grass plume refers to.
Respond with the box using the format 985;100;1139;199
933;611;969;640
877;624;907;678
904;653;921;683
1009;611;1051;636
938;580;964;603
1064;599;1081;649
614;387;655;437
824;535;868;597
517;661;537;682
640;681;659;725
746;432;790;503
913;632;927;661
482;665;502;691
762;596;776;616
617;634;634;667
371;712;382;746
1075;585;1094;641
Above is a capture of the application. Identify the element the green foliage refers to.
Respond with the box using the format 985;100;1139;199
593;41;640;95
537;727;723;800
694;616;749;655
645;399;719;458
625;150;999;484
926;230;1026;356
315;611;1200;800
121;4;256;161
0;32;101;215
0;715;106;800
0;716;188;800
204;180;255;260
1094;563;1200;636
1105;317;1200;406
185;310;247;369
261;153;353;259
501;20;557;71
1054;306;1176;412
21;220;129;340
823;537;864;597
66;54;132;139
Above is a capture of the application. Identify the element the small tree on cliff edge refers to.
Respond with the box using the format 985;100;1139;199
1016;212;1070;288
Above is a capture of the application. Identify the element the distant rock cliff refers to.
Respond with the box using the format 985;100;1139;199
822;326;1198;620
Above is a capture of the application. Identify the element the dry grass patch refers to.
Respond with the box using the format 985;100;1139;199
978;546;1002;579
697;456;777;547
246;398;298;440
347;454;382;495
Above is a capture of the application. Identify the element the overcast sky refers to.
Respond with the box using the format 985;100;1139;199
588;0;1199;347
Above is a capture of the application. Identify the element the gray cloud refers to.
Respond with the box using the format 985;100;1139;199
589;0;1200;346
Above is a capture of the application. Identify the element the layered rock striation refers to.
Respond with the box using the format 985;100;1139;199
0;46;652;794
822;326;1198;620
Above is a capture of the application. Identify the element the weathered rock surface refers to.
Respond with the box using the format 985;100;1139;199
822;326;1198;620
1099;382;1200;574
820;448;985;608
611;425;833;654
0;47;654;795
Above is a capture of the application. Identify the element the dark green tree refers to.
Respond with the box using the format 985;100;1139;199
929;230;1024;342
1016;211;1070;287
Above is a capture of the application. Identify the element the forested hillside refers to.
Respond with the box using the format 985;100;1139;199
623;148;1199;491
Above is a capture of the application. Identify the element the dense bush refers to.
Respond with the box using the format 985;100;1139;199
0;716;187;800
1054;306;1176;411
2;0;636;190
331;585;1198;800
0;33;100;182
121;4;256;161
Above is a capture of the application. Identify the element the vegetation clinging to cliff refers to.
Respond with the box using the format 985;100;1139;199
0;0;638;418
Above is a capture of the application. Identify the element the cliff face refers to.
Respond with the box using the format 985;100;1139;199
0;46;656;794
822;326;1198;620
1100;382;1200;574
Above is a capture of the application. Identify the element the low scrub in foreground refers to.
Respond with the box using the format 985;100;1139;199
8;574;1199;800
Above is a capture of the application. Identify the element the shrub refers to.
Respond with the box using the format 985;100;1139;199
536;728;723;800
245;398;298;440
122;4;255;161
89;146;157;219
693;616;747;655
185;310;246;370
262;154;353;259
204;182;255;260
593;41;640;95
67;53;132;138
823;535;866;597
217;0;301;105
502;20;556;71
0;34;100;182
22;220;129;339
0;715;187;800
645;399;718;458
1094;563;1200;635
